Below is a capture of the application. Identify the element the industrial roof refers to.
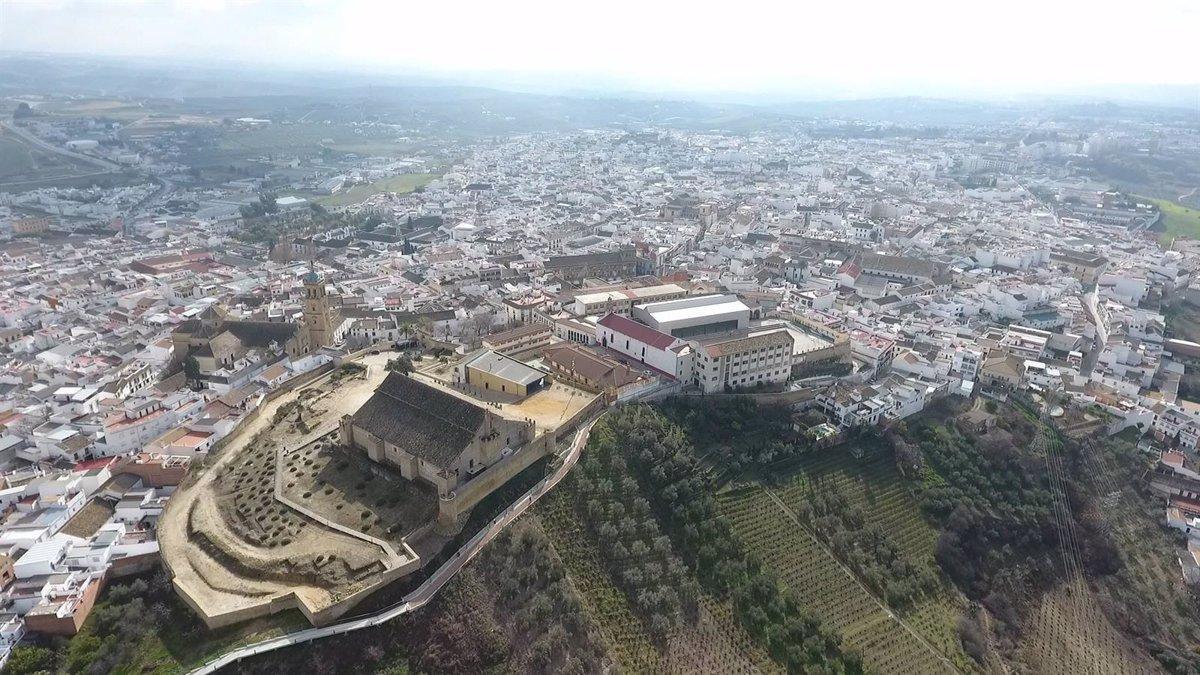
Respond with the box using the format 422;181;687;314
463;350;547;386
637;294;749;325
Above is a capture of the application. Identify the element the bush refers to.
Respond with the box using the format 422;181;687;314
957;614;988;664
5;645;57;675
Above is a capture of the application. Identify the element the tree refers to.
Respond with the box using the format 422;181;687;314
13;101;33;119
183;355;201;385
387;356;414;375
398;321;415;346
466;313;492;348
5;645;56;674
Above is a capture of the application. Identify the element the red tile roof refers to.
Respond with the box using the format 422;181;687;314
74;456;120;472
1163;451;1186;467
837;258;862;278
1171;494;1200;517
597;313;678;350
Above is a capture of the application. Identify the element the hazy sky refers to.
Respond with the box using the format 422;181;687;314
2;0;1198;98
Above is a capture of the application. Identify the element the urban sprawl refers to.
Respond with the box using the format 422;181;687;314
0;107;1198;666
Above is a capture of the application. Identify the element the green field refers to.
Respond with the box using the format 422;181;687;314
40;98;162;122
1139;195;1200;245
776;449;970;667
0;136;35;179
216;123;421;157
315;172;438;208
718;446;978;674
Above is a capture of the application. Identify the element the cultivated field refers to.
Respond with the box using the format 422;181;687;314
772;448;973;671
38;97;160;121
536;489;780;674
216;122;425;159
315;172;438;208
718;486;958;674
1020;578;1155;675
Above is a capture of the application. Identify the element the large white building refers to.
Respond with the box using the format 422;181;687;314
632;294;750;339
596;313;693;380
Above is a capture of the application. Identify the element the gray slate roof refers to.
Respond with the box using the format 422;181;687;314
350;373;484;470
463;350;547;386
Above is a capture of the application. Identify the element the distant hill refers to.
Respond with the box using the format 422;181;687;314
1;52;1193;131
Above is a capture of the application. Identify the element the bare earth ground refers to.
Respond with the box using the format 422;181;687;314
280;436;436;547
417;357;594;433
163;351;597;629
159;354;425;625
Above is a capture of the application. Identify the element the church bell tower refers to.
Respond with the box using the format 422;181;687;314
303;261;337;349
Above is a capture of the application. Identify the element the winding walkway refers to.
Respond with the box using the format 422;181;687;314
188;414;600;674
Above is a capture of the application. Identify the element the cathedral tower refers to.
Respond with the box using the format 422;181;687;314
303;263;339;349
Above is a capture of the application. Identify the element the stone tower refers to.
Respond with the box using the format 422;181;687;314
302;263;338;349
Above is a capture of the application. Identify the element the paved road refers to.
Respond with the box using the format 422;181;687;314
189;414;600;674
1080;291;1106;377
0;119;121;172
131;173;175;213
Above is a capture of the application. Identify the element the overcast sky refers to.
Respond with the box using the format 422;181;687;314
2;0;1197;99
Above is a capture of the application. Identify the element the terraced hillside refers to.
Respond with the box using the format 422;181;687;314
774;448;972;670
718;486;960;674
537;484;781;674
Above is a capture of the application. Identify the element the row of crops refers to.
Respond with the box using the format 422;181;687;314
1017;415;1157;675
537;490;665;672
1020;578;1155;675
770;447;976;671
775;448;938;567
536;489;778;673
718;487;957;674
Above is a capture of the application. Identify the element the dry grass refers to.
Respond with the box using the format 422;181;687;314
60;499;115;538
1019;579;1156;675
280;437;436;545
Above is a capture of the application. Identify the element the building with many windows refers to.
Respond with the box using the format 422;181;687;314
571;283;688;317
481;323;552;356
692;327;793;393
